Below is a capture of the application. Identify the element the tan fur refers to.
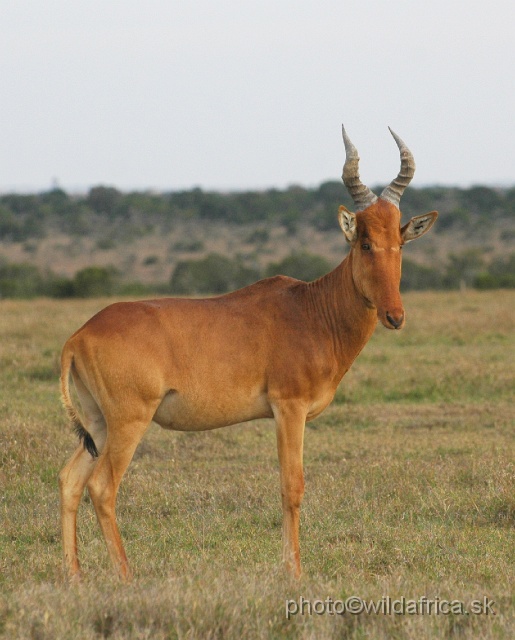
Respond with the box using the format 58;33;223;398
59;196;437;581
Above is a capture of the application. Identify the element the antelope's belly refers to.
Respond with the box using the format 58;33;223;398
152;387;273;431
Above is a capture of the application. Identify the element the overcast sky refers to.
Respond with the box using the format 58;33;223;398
1;0;514;193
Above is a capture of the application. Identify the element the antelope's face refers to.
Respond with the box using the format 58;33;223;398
339;199;437;329
339;126;438;330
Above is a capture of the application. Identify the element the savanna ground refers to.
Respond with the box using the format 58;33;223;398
0;290;513;639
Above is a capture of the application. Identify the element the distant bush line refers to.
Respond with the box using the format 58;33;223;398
1;183;514;297
1;183;515;242
1;250;514;299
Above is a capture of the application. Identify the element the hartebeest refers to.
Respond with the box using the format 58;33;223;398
59;127;437;581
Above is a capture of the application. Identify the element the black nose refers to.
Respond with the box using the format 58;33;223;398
386;312;404;329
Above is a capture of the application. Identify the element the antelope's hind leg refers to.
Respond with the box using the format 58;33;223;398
59;378;107;581
86;415;155;581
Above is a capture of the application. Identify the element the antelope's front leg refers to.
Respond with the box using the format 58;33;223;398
273;401;306;578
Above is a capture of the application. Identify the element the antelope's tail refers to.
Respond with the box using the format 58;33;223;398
60;346;99;458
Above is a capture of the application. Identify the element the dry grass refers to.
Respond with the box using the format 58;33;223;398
0;291;514;639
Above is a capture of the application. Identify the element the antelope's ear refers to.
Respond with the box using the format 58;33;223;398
338;205;357;243
401;211;438;243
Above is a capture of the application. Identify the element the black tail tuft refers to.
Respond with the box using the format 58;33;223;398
73;419;99;458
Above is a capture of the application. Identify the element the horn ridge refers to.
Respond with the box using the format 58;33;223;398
380;127;416;207
341;125;377;211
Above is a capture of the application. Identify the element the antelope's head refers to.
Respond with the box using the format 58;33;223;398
339;127;438;330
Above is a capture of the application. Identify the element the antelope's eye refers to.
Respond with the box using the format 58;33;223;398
361;243;371;251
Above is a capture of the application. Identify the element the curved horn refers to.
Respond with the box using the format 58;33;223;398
380;127;416;207
341;125;377;211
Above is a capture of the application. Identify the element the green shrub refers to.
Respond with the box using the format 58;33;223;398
172;239;205;252
170;254;260;295
46;276;76;298
0;206;24;240
87;186;122;217
475;273;515;289
475;253;515;289
0;263;44;298
265;252;332;282
442;250;485;289
72;266;118;297
401;259;444;291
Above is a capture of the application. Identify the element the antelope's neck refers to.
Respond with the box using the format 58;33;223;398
304;253;377;375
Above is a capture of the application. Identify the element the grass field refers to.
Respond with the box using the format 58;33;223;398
0;291;513;639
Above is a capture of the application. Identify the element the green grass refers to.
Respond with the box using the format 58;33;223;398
0;291;514;638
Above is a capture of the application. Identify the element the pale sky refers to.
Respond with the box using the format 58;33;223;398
1;0;514;193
